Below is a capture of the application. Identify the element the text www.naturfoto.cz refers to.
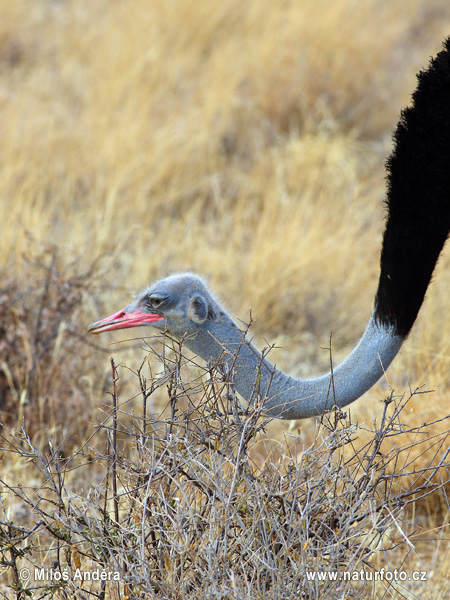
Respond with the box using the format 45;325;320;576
305;569;427;583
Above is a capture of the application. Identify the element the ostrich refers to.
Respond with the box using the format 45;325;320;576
89;40;450;420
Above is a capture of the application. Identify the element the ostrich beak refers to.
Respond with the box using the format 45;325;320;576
88;308;164;334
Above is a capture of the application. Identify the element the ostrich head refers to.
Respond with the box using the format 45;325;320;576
88;273;237;347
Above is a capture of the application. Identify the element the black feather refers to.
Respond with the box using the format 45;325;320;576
374;38;450;336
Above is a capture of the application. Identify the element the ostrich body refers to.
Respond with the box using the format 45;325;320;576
89;40;450;420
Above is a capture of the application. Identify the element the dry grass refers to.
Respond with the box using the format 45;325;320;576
1;340;450;599
1;0;450;598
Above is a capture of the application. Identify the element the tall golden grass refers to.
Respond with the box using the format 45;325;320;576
1;0;449;427
1;0;450;597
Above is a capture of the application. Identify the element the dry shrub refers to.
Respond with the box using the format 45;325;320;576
0;243;103;447
1;339;449;600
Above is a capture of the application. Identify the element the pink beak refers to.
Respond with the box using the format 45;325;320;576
88;308;164;334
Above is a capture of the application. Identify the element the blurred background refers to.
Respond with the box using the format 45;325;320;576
0;0;449;442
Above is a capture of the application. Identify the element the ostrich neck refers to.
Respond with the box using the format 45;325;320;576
184;315;404;419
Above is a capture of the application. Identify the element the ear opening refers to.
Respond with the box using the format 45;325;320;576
187;295;209;324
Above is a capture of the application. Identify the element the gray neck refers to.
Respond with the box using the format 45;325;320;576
184;314;404;419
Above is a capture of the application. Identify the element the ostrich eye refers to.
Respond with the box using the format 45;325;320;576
148;296;164;310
